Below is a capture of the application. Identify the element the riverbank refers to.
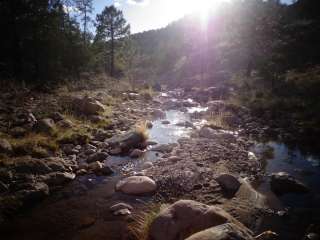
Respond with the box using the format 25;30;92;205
0;84;319;240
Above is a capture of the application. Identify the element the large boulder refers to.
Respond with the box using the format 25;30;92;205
149;200;246;240
107;131;145;153
185;223;254;240
0;139;12;154
270;172;309;195
116;176;157;195
75;96;105;116
215;174;241;196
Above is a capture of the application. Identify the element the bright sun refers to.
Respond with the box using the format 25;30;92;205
165;0;225;26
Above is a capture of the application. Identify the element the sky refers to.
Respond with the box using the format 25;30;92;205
92;0;293;33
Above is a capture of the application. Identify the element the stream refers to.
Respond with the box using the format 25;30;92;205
1;92;320;240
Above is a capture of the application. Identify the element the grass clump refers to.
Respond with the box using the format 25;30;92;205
7;133;58;157
134;121;149;141
129;204;168;240
206;111;232;130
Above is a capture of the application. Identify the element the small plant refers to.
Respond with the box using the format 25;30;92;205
134;121;149;141
206;111;231;130
128;204;168;240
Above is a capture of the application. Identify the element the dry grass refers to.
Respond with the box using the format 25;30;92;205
206;111;231;130
128;204;168;240
134;121;149;141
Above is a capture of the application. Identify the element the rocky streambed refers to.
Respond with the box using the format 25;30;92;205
0;88;319;240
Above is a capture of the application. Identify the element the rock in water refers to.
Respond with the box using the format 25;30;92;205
107;131;145;153
270;172;309;195
86;152;109;163
116;176;157;195
215;173;241;196
149;200;249;240
130;149;144;158
185;223;254;240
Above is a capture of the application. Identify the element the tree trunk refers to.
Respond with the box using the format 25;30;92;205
83;5;87;44
110;27;114;77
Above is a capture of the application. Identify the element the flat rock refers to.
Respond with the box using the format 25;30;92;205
116;176;157;195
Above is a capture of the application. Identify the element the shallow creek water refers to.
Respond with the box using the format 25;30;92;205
1;93;320;240
0;95;208;240
252;141;320;239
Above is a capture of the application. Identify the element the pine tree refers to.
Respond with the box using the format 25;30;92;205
75;0;93;44
95;5;130;76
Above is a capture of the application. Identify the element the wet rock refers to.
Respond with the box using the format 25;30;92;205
44;172;75;186
161;120;170;125
270;172;309;195
107;131;145;153
305;233;320;240
109;202;133;212
130;149;144;158
215;174;241;196
74;96;105;116
149;200;245;240
34;118;55;134
116;176;157;195
185;223;254;240
0;139;12;154
86;152;109;163
0;169;12;183
151;143;177;153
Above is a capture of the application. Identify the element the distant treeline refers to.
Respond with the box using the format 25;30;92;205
0;0;319;89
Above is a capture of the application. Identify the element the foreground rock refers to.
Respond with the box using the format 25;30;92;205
270;172;309;195
116;176;157;195
185;223;254;240
149;200;249;240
